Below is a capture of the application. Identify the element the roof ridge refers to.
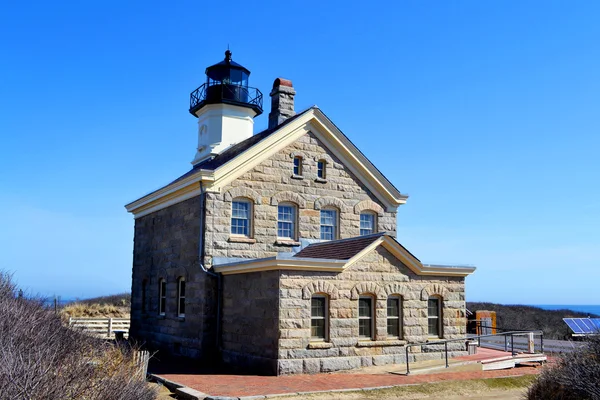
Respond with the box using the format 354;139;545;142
302;232;386;248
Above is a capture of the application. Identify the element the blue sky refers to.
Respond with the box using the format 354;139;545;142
1;1;598;304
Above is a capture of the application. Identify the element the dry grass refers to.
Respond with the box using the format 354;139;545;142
61;302;130;318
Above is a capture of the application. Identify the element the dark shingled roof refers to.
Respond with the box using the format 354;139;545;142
294;233;386;260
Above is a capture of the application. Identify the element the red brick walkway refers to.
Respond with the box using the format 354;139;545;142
158;365;541;398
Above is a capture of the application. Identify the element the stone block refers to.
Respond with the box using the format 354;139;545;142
278;359;303;375
320;357;360;372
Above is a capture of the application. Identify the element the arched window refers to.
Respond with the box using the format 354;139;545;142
360;211;377;236
231;198;252;237
158;278;166;316
277;202;297;240
387;295;403;339
428;296;443;338
358;295;375;340
320;207;338;240
310;294;329;341
177;277;186;318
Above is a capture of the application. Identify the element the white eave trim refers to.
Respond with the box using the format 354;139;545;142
213;256;346;275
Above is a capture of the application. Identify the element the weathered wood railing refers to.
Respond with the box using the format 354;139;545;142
69;317;130;338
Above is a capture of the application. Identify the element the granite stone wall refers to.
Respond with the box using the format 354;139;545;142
275;247;467;374
130;196;218;359
203;131;397;267
221;270;281;374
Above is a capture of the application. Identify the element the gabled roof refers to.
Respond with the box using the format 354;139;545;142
125;106;408;218
214;233;476;277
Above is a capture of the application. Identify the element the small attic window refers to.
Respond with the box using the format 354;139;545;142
317;160;327;179
293;156;303;176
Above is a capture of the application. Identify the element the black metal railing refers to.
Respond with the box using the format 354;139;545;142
189;82;263;115
404;329;544;375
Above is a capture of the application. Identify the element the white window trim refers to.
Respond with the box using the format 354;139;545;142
428;296;443;338
359;211;377;236
293;156;303;176
358;295;375;340
310;294;329;342
320;207;339;241
387;295;402;339
277;202;297;240
231;198;253;238
177;277;186;318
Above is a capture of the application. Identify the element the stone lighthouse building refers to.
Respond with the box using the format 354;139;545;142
125;51;476;375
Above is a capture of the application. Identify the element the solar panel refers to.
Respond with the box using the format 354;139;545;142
563;318;600;335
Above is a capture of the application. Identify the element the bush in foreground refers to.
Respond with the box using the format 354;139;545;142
0;272;157;400
527;335;600;400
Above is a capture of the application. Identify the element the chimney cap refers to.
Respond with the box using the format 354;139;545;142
273;78;293;88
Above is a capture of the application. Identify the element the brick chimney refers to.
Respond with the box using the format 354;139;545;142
268;78;296;129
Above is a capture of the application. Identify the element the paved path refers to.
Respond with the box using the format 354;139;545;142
156;348;543;399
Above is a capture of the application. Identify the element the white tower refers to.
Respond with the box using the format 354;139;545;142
189;50;263;165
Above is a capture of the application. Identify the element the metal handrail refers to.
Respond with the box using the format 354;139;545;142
189;82;263;112
404;329;544;375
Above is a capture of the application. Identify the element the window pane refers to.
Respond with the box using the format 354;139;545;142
387;318;399;337
360;213;375;236
179;281;186;297
231;201;250;236
293;157;301;175
311;297;325;317
320;209;337;240
317;160;326;179
428;318;439;336
428;298;439;317
359;298;372;317
278;205;295;238
311;319;325;339
179;298;185;315
359;319;371;338
387;298;399;317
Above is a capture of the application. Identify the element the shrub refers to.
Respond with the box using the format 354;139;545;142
0;272;157;400
527;334;600;400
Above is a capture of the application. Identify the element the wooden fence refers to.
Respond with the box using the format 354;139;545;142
69;317;130;339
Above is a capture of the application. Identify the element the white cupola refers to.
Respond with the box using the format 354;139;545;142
189;50;263;165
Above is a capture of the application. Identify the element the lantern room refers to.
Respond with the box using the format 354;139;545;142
189;50;263;117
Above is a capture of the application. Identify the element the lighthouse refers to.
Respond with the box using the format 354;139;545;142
189;50;263;165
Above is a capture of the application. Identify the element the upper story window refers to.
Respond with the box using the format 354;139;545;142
317;159;327;179
158;278;166;316
387;296;402;339
360;212;376;236
428;296;442;338
231;198;252;237
177;277;186;318
277;203;297;240
311;295;329;341
358;295;374;340
293;156;303;176
320;208;338;241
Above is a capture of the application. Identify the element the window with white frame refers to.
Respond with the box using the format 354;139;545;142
387;296;402;338
320;208;338;240
158;279;166;316
358;295;374;339
317;159;327;179
293;156;303;176
177;277;186;317
231;198;252;237
428;296;442;338
311;295;328;340
360;212;376;236
277;203;296;240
